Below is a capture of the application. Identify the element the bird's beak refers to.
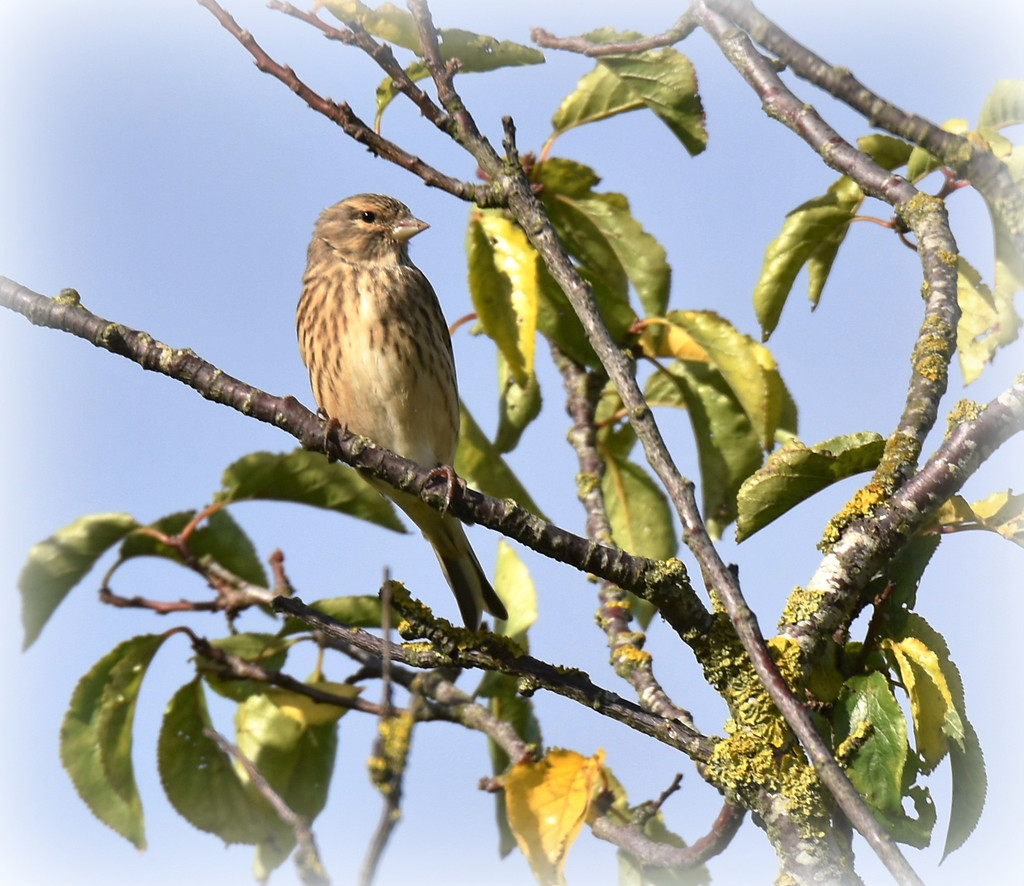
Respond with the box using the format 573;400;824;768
392;216;429;242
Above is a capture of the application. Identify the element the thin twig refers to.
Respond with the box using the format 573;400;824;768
589;792;745;870
195;0;488;202
204;726;330;886
531;12;698;56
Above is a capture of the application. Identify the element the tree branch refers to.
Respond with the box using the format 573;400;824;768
590;796;745;870
552;343;701;726
195;0;491;203
0;277;703;614
273;594;715;763
530;12;698;56
783;374;1024;657
707;0;1024;257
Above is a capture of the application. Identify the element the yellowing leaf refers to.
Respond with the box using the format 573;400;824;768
640;320;710;362
504;749;606;885
264;682;361;727
664;310;794;450
467;210;539;385
934;489;1024;546
956;257;1002;384
883;636;962;772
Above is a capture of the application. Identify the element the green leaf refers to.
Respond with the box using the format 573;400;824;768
456;402;545;519
200;633;292;702
235;691;339;877
862;533;941;639
61;634;168;848
551;64;644;132
535;157;669;322
552;30;706;155
159;679;276;844
494;539;538;640
535;264;600;368
495;358;542;454
19;513;139;649
978;79;1024;129
857;134;914;171
735;432;885;541
216;449;405;532
119;509;268;587
434;27;544;72
279;594;395;636
323;1;543;70
753;176;864;339
664;310;794;450
375;60;430;126
833;672;908;815
466;209;539;386
902;615;986;859
601;451;676;562
646;359;765;538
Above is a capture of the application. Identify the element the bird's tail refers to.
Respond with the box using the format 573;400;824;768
385;486;508;628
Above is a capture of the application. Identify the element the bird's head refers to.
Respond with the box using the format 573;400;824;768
312;193;428;265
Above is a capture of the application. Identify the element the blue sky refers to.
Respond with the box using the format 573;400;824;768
1;1;1022;884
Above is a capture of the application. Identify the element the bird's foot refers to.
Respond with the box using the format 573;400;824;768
424;464;461;515
320;413;346;463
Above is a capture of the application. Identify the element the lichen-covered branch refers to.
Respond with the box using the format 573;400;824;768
782;374;1024;657
274;594;715;763
552;343;703;725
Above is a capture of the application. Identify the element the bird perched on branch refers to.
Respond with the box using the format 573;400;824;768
297;193;507;628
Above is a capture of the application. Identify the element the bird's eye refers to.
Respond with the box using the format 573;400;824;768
360;210;377;223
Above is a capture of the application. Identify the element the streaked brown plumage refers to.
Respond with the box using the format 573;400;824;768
297;194;507;628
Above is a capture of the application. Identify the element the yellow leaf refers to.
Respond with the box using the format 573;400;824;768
504;749;606;885
882;637;962;772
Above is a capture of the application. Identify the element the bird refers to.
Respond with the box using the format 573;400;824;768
296;193;508;628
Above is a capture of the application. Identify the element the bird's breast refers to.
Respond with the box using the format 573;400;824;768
297;260;460;468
